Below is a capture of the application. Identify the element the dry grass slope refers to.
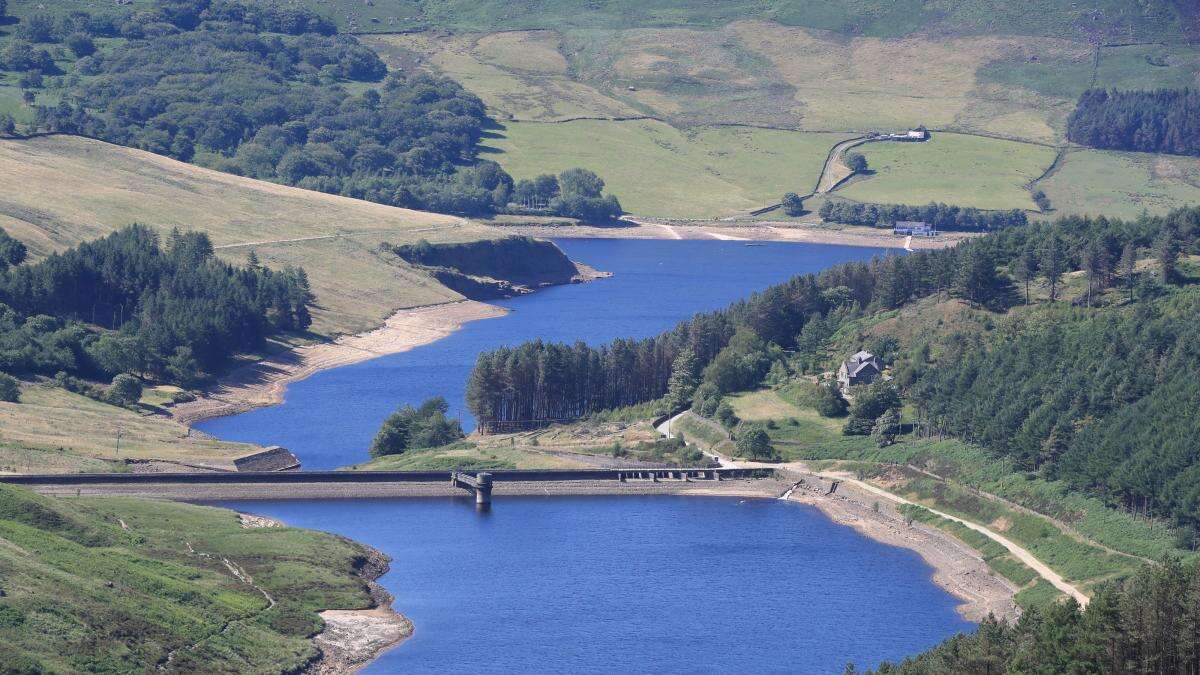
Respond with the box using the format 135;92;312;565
0;136;502;336
0;385;259;474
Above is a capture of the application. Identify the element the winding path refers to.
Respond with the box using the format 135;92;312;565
818;471;1089;606
657;411;1090;606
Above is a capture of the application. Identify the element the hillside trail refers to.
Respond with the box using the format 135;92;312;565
816;137;869;193
656;412;1090;606
211;224;453;250
815;470;1089;607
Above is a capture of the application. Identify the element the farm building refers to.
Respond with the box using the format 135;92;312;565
837;351;884;391
893;221;936;237
879;127;930;142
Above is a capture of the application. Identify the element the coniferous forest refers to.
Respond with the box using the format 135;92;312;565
467;206;1200;531
0;224;312;386
1067;88;1200;157
874;556;1200;674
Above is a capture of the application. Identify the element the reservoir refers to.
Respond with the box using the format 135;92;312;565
197;238;891;469
225;495;974;673
202;238;973;670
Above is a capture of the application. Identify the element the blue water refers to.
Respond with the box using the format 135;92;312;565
197;239;889;469
222;496;973;673
201;239;969;671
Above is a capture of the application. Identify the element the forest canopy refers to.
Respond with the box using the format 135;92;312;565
466;206;1200;533
1067;88;1200;157
0;224;313;386
819;200;1028;232
14;0;620;219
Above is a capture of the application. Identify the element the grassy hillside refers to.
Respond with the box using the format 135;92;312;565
1037;149;1200;219
834;133;1057;211
0;484;383;671
293;0;1193;42
0;384;260;474
364;8;1200;219
0;136;497;336
483;120;849;217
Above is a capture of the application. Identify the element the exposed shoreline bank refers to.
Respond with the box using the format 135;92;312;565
780;473;1020;623
235;510;414;673
171;300;509;426
482;218;972;250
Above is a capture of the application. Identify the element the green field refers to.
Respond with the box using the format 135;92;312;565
1038;149;1200;219
484;120;849;217
0;485;382;670
1095;44;1200;90
377;25;1101;143
292;0;1193;42
834;133;1057;210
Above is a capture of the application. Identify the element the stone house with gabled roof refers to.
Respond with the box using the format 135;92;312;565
837;350;884;392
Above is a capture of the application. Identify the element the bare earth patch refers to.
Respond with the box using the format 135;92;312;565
311;608;414;674
238;513;283;529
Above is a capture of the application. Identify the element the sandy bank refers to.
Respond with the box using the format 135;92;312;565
312;607;412;674
172;300;507;425
483;218;972;250
779;471;1019;623
307;539;412;674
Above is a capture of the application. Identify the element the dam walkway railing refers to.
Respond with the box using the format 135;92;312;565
0;467;773;487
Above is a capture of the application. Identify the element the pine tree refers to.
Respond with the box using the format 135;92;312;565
1082;240;1108;307
871;408;901;447
953;247;1010;309
664;347;699;412
1042;233;1066;301
1014;246;1038;304
1157;225;1180;284
1119;242;1137;302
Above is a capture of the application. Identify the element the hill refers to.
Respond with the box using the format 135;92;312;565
0;483;396;671
295;0;1195;42
0;135;492;337
367;14;1200;219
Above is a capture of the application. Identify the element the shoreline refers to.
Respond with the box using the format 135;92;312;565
782;476;1019;623
169;229;949;430
171;300;508;426
481;218;973;250
311;542;413;673
56;474;1017;625
235;510;414;673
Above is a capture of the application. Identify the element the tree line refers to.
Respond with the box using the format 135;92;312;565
873;556;1200;674
464;205;1200;535
0;224;313;386
819;200;1029;232
1068;88;1200;157
7;0;622;221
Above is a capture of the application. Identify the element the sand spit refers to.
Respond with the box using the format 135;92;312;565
172;300;507;425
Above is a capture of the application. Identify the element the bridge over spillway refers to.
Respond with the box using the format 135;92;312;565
0;468;775;503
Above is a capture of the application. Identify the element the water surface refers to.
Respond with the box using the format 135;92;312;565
223;495;973;673
197;239;888;469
